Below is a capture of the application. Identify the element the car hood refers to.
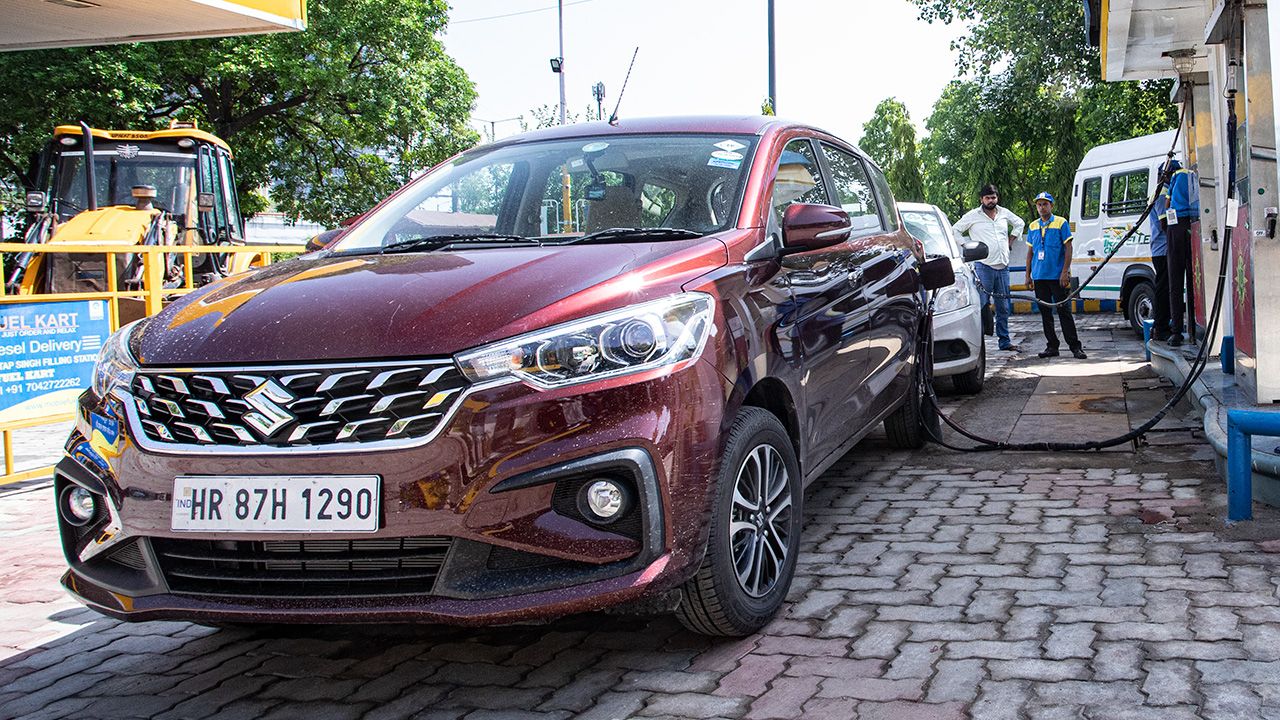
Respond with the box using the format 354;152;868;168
135;239;729;365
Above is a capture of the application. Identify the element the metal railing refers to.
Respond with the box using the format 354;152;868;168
0;242;305;485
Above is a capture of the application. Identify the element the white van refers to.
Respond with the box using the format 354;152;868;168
1068;130;1180;336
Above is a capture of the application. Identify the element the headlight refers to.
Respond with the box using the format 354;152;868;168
934;275;973;314
456;293;715;389
91;321;141;398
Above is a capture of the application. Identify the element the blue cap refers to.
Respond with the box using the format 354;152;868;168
1034;192;1055;204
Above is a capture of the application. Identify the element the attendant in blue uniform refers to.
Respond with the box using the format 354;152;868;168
1149;178;1172;341
1162;159;1200;346
1025;192;1086;359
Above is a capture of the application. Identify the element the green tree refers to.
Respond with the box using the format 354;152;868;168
859;98;926;203
909;0;1176;222
0;0;478;225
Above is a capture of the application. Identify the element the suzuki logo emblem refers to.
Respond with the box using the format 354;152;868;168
242;380;296;438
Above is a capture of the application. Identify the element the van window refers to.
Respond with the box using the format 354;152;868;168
1081;177;1101;219
1106;169;1149;217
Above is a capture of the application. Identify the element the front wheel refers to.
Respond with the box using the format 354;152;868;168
675;407;802;637
1127;280;1156;338
951;341;986;395
884;361;927;449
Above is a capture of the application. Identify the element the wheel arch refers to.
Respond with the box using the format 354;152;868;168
740;377;800;465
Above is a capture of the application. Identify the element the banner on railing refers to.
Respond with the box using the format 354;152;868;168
0;299;109;424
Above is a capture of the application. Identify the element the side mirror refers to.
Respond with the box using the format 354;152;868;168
961;240;989;263
24;191;46;211
304;228;342;253
781;203;851;255
921;256;956;291
197;192;216;212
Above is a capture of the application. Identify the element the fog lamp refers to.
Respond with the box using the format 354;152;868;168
63;486;97;526
580;479;627;522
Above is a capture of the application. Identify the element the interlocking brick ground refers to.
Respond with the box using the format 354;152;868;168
2;315;1279;719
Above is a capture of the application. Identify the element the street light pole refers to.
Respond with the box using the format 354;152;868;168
767;0;776;113
558;0;567;125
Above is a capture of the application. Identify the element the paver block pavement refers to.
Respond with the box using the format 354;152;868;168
1;316;1279;720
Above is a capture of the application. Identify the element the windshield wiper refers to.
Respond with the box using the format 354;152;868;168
381;233;537;254
569;227;705;245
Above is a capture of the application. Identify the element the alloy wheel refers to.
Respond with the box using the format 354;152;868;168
729;443;793;598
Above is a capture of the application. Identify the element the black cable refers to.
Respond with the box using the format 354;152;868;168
921;99;1235;453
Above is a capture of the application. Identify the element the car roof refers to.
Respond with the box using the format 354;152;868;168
484;115;833;148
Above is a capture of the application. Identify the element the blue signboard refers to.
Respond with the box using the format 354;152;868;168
0;299;110;423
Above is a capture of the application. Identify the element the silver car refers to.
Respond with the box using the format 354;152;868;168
900;202;985;394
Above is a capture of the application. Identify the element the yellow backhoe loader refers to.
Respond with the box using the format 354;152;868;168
6;120;265;296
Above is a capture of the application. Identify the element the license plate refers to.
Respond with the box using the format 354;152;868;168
171;476;380;533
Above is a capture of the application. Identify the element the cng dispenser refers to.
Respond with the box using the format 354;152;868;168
1205;0;1280;403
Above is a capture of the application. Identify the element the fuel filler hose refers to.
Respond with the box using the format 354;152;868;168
920;101;1235;453
970;103;1190;310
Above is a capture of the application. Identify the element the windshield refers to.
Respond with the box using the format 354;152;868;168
54;142;197;218
332;133;758;252
901;209;955;258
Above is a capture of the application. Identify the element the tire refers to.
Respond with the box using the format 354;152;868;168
1127;280;1156;338
951;341;986;395
675;407;802;637
884;362;926;449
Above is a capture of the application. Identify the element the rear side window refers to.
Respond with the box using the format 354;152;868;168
820;143;882;233
1106;168;1149;217
866;163;900;231
770;139;828;224
1082;177;1102;219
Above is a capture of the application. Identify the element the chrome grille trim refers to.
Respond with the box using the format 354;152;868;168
121;358;506;455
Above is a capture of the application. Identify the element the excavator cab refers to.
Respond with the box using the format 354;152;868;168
9;120;257;296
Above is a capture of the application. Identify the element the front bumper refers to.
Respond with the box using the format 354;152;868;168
57;359;725;624
930;305;983;377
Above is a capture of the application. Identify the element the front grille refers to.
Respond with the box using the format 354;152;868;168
152;537;452;598
129;360;468;447
105;540;148;570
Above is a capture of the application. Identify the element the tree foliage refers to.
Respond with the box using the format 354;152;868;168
859;98;925;203
0;0;478;225
909;0;1177;221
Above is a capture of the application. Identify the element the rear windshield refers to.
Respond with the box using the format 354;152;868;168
332;134;758;251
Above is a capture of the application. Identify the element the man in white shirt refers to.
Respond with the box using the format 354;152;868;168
953;184;1026;351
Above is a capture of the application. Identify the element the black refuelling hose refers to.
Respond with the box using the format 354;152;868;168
970;103;1190;310
922;96;1235;452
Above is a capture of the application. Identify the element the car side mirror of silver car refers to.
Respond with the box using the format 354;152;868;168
779;203;851;255
961;241;989;263
920;256;956;291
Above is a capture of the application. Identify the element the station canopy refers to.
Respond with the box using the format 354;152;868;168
0;0;306;52
1087;0;1215;82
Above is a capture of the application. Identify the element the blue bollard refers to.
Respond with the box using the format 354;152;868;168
1221;336;1234;375
1224;409;1280;522
1142;319;1154;362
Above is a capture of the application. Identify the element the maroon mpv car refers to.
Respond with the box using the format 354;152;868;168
58;116;942;636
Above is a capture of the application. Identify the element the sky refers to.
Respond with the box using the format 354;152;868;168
444;0;969;145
